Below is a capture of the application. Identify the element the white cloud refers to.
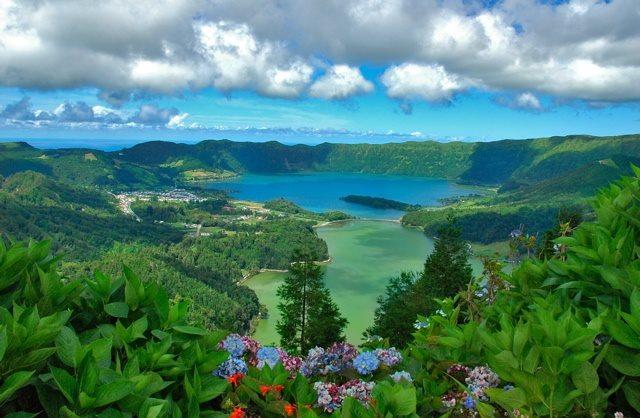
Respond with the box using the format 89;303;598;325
515;92;541;110
309;65;373;99
167;113;190;128
381;63;471;102
0;0;639;104
196;21;313;98
0;98;191;129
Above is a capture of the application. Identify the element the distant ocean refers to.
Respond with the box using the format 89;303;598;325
0;138;147;151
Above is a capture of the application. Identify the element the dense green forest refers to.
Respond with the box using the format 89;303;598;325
0;171;329;334
263;198;353;222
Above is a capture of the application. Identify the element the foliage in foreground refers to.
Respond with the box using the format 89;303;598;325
3;169;640;416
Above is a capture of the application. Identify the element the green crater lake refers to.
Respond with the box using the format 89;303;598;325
244;220;482;344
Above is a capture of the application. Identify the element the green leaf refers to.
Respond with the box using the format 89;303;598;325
476;401;496;418
606;345;640;376
5;412;38;418
571;362;599;394
630;288;640;320
14;347;57;369
172;325;207;336
124;266;141;310
50;366;77;403
389;386;416;416
56;326;81;367
78;354;99;395
486;387;526;411
78;391;96;409
607;317;640;349
104;302;129;318
0;370;34;405
198;376;228;403
623;381;640;413
512;322;530;358
93;380;135;407
0;326;7;362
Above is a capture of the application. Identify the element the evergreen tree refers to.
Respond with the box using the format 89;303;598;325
364;271;418;347
414;216;473;308
366;217;473;346
276;255;347;354
306;286;348;348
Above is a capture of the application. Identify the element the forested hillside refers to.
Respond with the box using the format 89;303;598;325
0;171;329;333
3;134;640;246
4;134;640;190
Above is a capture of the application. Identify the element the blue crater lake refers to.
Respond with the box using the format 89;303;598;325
207;172;481;218
208;172;485;344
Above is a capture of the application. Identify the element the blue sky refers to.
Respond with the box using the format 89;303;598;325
1;0;639;147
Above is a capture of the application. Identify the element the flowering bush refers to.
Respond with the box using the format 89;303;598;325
353;351;380;375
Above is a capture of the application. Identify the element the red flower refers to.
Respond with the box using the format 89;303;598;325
260;385;271;396
229;407;245;418
227;373;244;387
284;403;296;416
273;384;285;393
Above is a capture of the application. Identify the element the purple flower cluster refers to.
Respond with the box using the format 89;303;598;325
440;364;501;412
314;382;341;413
465;365;500;400
300;347;329;376
314;380;374;413
299;343;361;376
339;379;375;404
278;348;303;373
327;342;359;364
375;347;402;367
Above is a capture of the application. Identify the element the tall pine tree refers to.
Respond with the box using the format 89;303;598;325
414;216;473;307
366;216;472;346
276;255;347;354
365;271;418;347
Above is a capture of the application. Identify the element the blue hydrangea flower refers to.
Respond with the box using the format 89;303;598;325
300;347;323;376
256;346;281;369
353;351;380;375
319;352;342;374
390;371;413;383
464;395;476;410
220;334;246;358
214;357;248;378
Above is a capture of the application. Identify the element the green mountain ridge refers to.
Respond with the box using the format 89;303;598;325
3;134;639;191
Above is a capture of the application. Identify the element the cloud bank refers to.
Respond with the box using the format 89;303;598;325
0;0;639;105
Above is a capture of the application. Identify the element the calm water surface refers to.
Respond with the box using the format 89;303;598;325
245;220;482;344
208;172;480;219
